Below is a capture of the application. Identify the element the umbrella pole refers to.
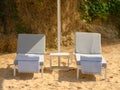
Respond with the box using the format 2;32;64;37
57;0;61;53
57;0;61;67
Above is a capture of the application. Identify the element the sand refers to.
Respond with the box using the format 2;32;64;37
0;39;120;90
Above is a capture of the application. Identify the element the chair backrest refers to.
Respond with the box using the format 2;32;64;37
17;34;45;54
75;32;101;54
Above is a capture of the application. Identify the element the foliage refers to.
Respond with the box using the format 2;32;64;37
8;0;19;21
0;0;5;17
79;0;120;22
0;0;18;20
108;0;120;17
39;0;44;6
16;24;26;33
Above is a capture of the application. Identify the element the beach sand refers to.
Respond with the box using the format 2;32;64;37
0;39;120;90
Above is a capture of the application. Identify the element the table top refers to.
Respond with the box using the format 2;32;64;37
50;52;70;56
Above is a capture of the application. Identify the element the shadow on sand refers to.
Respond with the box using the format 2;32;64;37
58;68;96;82
0;64;53;90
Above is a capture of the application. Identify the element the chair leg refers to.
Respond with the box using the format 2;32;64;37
104;67;107;80
77;67;79;79
41;66;44;78
14;65;16;76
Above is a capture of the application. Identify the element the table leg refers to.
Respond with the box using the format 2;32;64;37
58;56;60;67
68;56;69;67
50;56;52;69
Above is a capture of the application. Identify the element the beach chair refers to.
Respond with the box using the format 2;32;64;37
14;34;45;77
75;32;107;79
